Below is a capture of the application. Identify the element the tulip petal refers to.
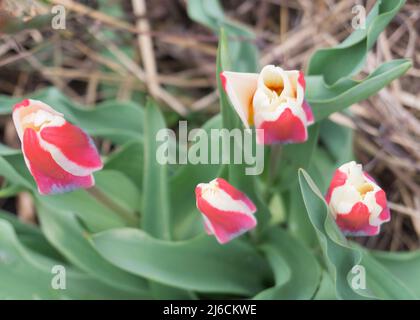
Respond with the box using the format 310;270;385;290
325;169;347;203
12;99;64;141
196;195;257;244
215;178;256;212
40;122;103;176
375;190;391;222
220;71;258;127
22;128;94;195
336;202;379;236
302;100;315;125
256;108;307;144
13;98;30;112
298;70;306;90
195;179;257;244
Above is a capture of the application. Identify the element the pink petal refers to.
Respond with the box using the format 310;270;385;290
325;169;347;203
298;71;306;90
256;108;307;144
335;202;379;236
40;122;102;176
195;180;257;244
22;128;94;195
302;100;315;125
375;190;391;222
13;99;30;112
196;194;257;244
220;71;258;127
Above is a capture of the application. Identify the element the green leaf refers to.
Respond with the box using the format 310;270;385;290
307;59;411;121
287;186;319;249
319;119;354;164
0;220;148;299
275;124;320;191
314;271;337;300
217;29;241;130
254;227;321;299
39;189;127;232
0;210;64;261
35;200;150;297
0;152;34;191
104;140;144;191
308;0;405;85
142;99;171;239
187;0;258;72
371;250;420;298
92;228;269;296
298;169;416;299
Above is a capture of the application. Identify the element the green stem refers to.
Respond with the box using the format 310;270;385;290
87;187;139;227
265;145;282;199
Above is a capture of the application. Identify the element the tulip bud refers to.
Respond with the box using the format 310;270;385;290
12;99;103;195
195;178;257;244
220;65;314;145
326;161;390;236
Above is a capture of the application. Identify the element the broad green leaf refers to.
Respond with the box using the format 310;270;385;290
307;59;411;121
35;200;150;297
39;189;127;233
314;271;337;300
319;119;354;164
308;0;405;85
92;228;269;296
275;124;320;191
217;29;241;130
298;169;416;299
142;99;171;239
254;227;321;299
371;250;420;298
287;186;318;249
104;140;144;191
0;152;34;191
0;210;64;262
187;0;258;72
0;220;148;299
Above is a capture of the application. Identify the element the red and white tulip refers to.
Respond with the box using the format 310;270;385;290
326;161;390;236
12;99;103;195
195;178;257;244
220;65;314;145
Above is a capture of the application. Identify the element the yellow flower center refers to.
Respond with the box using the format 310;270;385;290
357;183;374;198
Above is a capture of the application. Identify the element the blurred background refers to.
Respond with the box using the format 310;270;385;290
0;0;419;250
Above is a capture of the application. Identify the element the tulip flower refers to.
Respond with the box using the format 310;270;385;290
326;161;390;236
220;65;314;144
195;178;257;244
12;99;103;195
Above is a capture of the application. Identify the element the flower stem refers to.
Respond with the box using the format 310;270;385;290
87;187;139;227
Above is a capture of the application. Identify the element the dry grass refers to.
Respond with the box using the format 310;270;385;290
0;0;419;250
